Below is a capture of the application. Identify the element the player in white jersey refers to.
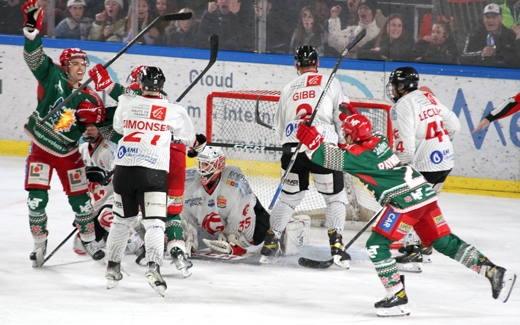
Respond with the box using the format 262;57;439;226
260;45;351;268
387;66;461;271
105;67;196;296
181;146;278;256
73;124;145;261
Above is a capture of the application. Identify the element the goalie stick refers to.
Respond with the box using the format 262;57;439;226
255;97;276;130
298;206;383;269
267;28;367;210
40;11;193;124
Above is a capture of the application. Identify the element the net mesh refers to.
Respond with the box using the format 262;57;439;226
207;91;391;221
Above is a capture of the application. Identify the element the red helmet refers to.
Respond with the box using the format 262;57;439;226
59;48;89;67
341;114;372;142
127;65;146;85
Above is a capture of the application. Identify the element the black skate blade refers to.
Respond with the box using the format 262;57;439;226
298;257;334;269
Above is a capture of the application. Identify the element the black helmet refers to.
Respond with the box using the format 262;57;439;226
386;66;419;103
295;45;318;67
139;66;165;91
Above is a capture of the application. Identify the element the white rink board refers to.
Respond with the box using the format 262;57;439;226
0;43;519;181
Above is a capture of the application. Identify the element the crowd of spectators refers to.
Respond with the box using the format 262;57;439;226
1;0;519;68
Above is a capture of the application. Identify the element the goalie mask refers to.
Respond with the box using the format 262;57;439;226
139;66;165;92
295;45;318;67
341;114;372;142
195;146;226;186
60;48;89;67
386;66;419;103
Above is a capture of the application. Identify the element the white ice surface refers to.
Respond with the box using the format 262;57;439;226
1;155;519;325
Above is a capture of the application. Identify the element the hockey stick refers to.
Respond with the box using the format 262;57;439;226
41;227;78;266
298;206;383;269
207;142;282;151
176;34;219;102
267;28;367;210
255;97;276;130
40;11;193;124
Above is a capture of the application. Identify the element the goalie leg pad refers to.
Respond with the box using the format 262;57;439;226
282;215;311;256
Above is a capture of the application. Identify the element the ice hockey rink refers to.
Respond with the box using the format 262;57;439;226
1;155;518;325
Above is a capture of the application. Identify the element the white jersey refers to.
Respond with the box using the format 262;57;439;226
113;93;196;171
79;137;117;213
181;166;257;245
275;72;349;146
391;90;461;172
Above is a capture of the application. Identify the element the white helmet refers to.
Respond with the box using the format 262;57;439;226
195;146;226;185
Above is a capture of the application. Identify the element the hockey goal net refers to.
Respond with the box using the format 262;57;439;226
206;90;393;223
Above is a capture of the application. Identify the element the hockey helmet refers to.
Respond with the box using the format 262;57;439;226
139;66;165;92
60;48;89;67
126;65;146;85
341;114;372;142
195;146;226;186
386;66;419;103
295;45;318;67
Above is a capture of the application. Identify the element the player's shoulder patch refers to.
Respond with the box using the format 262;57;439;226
306;74;323;87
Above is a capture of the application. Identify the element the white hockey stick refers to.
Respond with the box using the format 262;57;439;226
267;29;367;210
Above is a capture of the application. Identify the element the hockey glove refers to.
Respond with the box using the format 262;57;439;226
88;64;115;93
76;100;106;124
85;166;108;184
296;123;323;151
338;102;358;115
203;233;247;256
22;0;43;30
187;134;207;158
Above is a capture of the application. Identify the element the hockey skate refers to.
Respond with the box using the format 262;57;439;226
398;244;432;263
484;261;517;303
30;240;47;268
135;244;147;266
375;289;410;317
146;262;167;297
259;230;281;264
395;245;422;273
106;261;123;289
170;247;193;278
82;239;105;260
328;229;351;269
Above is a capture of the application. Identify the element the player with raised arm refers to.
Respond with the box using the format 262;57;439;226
88;63;206;276
74;124;145;261
260;45;352;268
472;91;520;133
105;67;197;296
296;113;516;317
387;66;461;271
181;146;306;258
21;0;106;267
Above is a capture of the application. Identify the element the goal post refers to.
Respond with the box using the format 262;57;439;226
206;90;393;225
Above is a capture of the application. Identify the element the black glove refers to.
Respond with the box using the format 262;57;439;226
187;134;207;158
85;166;108;184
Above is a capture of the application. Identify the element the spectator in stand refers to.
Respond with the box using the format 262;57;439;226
198;0;244;51
461;3;518;67
501;0;520;28
357;13;413;62
315;0;331;31
37;0;66;36
413;20;459;64
0;0;25;35
123;0;159;45
338;0;360;29
290;6;330;56
328;0;380;58
88;0;127;42
55;0;94;40
85;0;107;20
166;7;203;48
253;0;292;53
153;0;178;44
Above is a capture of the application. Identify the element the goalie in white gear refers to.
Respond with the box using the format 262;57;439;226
74;124;145;260
181;146;309;257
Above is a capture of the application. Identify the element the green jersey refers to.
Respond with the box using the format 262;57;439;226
23;34;103;157
311;134;438;212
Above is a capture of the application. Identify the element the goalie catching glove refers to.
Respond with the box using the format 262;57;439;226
76;100;106;124
85;166;110;185
88;64;115;93
296;123;323;151
187;134;207;158
203;233;249;256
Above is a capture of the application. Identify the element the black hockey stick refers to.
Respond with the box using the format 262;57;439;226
298;205;383;269
255;97;276;130
176;34;219;102
267;28;367;210
207;142;282;151
40;11;193;124
41;227;78;266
